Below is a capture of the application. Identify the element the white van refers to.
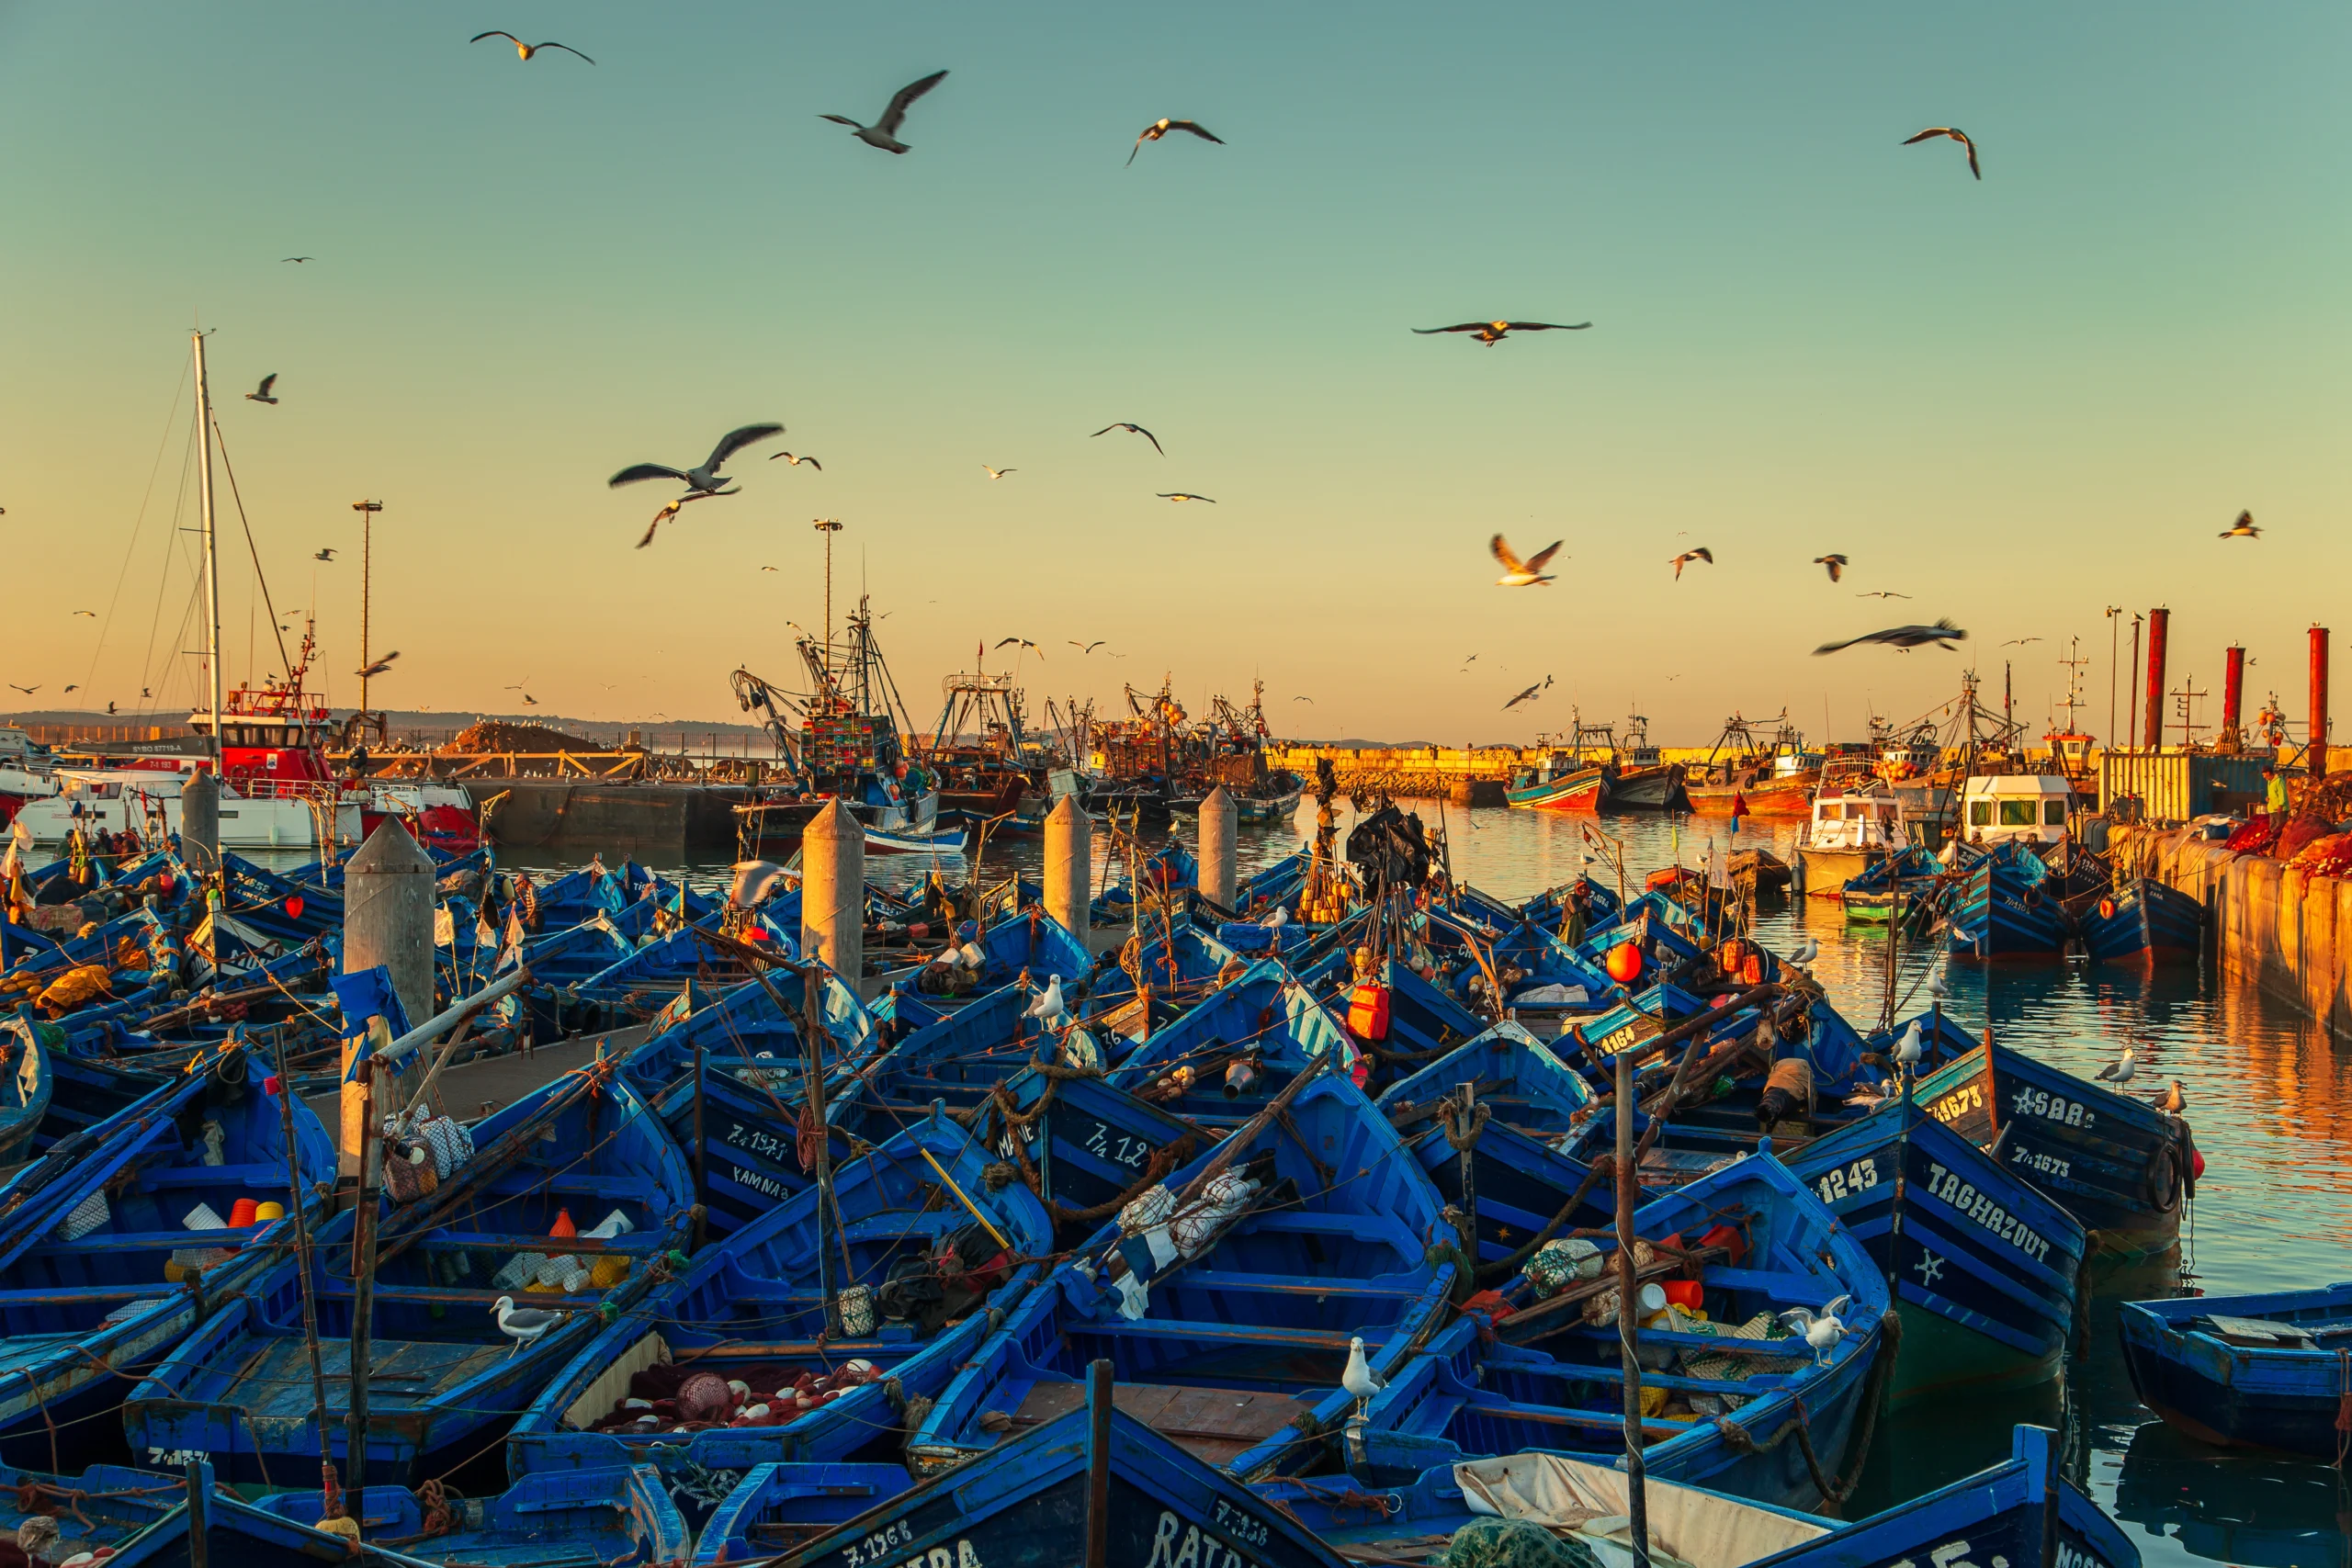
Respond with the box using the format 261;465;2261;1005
1959;774;2072;847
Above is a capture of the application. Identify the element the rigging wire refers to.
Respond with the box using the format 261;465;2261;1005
78;343;195;709
207;411;295;680
134;420;202;716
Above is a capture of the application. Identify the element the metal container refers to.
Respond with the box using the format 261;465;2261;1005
2098;750;2273;825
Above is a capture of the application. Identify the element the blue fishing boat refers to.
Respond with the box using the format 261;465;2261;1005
260;1465;690;1567
62;1474;443;1568
2118;1281;2352;1459
1915;1039;2193;1258
2080;876;2205;965
1087;923;1241;1040
1946;841;2070;960
122;1062;695;1484
1266;1424;2136;1568
910;1071;1453;1482
1375;1021;1595;1140
1405;1114;1617;1291
1297;954;1489;1070
509;1107;1050;1504
877;907;1094;1010
0;1461;184;1555
1347;1151;1888;1510
0;1011;55;1167
701;1400;1351;1568
0;1047;335;1472
1106;959;1360;1123
986;1061;1218;1241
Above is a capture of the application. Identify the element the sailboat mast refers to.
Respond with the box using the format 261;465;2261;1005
192;330;225;761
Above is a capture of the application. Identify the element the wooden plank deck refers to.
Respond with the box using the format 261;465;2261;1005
1011;1379;1314;1467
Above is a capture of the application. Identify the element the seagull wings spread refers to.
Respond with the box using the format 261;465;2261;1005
609;463;689;489
876;70;948;135
704;423;785;470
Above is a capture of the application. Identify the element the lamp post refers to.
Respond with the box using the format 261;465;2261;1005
813;519;842;678
352;501;384;718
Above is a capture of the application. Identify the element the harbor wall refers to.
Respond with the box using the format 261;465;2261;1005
2112;825;2352;1038
461;780;747;854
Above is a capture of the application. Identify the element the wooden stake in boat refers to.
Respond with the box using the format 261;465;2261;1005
1084;1358;1114;1568
1453;1080;1480;1260
345;1055;378;1513
804;962;843;1338
185;1461;209;1568
268;1036;336;1506
1614;1045;1651;1568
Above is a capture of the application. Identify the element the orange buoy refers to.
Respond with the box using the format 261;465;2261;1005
1605;943;1643;985
550;1208;576;1238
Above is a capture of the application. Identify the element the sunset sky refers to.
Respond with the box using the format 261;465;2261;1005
1;2;2343;747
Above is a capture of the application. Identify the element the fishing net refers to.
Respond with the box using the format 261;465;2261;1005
1439;1517;1601;1568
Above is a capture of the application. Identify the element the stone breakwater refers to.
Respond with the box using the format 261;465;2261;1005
2113;824;2352;1037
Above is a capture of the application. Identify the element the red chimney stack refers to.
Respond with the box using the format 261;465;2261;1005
2143;607;2170;752
2222;646;2245;744
2312;625;2331;780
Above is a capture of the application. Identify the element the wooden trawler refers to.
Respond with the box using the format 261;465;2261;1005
1682;714;1821;817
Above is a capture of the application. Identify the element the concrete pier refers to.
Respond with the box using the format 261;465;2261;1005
2114;825;2352;1038
1199;785;1238;908
341;820;435;1158
802;798;864;979
1045;795;1091;941
178;769;220;877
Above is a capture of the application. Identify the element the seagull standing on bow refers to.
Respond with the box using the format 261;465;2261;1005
1342;1336;1385;1417
1491;534;1562;587
2156;1079;2186;1115
1779;1296;1851;1366
1790;937;1820;965
492;1295;563;1356
1025;976;1068;1025
2097;1044;2136;1085
608;423;783;496
820;70;948;154
1128;118;1225;164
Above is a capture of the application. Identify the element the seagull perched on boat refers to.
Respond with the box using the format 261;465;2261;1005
1490;534;1562;588
1341;1336;1385;1417
980;464;1015;480
1025;976;1068;1023
637;488;734;549
1157;492;1216;503
1790;937;1820;964
17;1515;62;1565
470;31;594;63
491;1295;564;1356
314;547;337;561
1128;118;1225;164
1670;548;1713;580
1903;126;1980;179
2219;510;2260;540
768;451;822;470
1927;971;1951;1001
820;69;948;154
1815;555;1847;582
1894;1021;1925;1068
2096;1044;2136;1085
245;373;279;405
1503;682;1543;711
2156;1079;2186;1114
356;651;400;680
1413;320;1590;346
609;423;784;496
1813;619;1967;655
1091;423;1164;455
1779;1295;1851;1365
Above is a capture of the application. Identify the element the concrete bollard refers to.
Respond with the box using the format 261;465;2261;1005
342;819;435;1162
178;769;220;877
1045;795;1091;942
1198;786;1238;909
802;798;865;982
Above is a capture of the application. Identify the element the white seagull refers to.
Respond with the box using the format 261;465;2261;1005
2096;1044;2136;1085
492;1295;564;1356
1894;1021;1924;1067
1341;1335;1385;1416
1490;534;1562;588
1779;1294;1850;1366
1926;972;1951;1001
1790;936;1820;964
1025;975;1067;1023
731;860;792;908
981;464;1015;480
820;70;949;155
608;423;784;496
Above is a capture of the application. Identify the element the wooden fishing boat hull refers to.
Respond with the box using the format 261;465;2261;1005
1506;768;1603;810
1946;849;2070;961
1684;777;1816;817
2081;877;2204;966
0;1020;55;1168
1797;844;1882;896
1597;763;1690;812
2117;1282;2352;1459
1916;1043;2191;1258
260;1464;690;1567
987;1066;1212;1239
1781;1101;2087;1400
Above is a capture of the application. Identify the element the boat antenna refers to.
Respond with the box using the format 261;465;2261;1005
192;328;225;762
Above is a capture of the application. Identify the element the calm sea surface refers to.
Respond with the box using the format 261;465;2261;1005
292;801;2352;1557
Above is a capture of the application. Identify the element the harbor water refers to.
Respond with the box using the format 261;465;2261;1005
358;802;2352;1562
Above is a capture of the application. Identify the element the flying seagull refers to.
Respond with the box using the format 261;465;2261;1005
1091;422;1164;455
820;70;948;154
636;488;732;549
1815;618;1967;655
356;651;401;679
2219;510;2259;539
1815;554;1848;582
1069;640;1105;653
314;548;336;560
981;464;1015;479
491;1295;564;1355
995;637;1042;657
1293;695;1314;703
1491;534;1562;587
1158;492;1215;503
1670;548;1713;579
1413;320;1591;346
1903;126;1980;179
470;31;594;64
1127;118;1225;165
2000;637;2043;647
609;423;783;495
6;684;38;694
62;684;77;693
1857;590;1912;599
1503;682;1542;711
768;451;822;470
245;374;279;405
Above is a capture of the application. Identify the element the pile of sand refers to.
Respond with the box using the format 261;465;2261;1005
437;719;604;754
